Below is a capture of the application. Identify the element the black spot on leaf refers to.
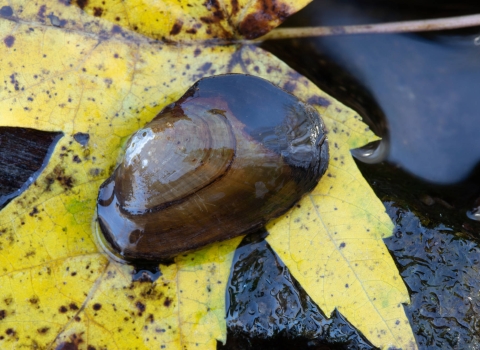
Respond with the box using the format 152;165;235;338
199;62;212;72
74;0;89;10
135;301;146;313
59;305;68;313
4;35;15;48
307;95;331;107
37;5;46;19
0;6;13;17
37;327;50;334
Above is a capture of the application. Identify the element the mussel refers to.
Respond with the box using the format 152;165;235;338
96;74;329;262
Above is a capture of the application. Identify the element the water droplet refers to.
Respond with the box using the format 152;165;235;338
351;139;389;164
466;207;480;221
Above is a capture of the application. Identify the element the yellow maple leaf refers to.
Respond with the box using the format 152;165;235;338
68;0;310;40
267;128;414;348
0;0;416;349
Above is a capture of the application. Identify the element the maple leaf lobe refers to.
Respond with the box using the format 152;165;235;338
238;0;292;39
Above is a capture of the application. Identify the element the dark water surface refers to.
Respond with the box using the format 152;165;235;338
263;0;480;185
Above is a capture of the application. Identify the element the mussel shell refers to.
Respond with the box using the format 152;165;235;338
97;74;329;262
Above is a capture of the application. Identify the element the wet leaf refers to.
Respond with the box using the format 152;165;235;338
266;109;415;348
0;1;415;349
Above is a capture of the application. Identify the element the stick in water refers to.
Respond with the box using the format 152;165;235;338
258;13;480;41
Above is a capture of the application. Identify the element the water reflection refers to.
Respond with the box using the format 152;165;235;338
263;0;480;185
466;207;480;221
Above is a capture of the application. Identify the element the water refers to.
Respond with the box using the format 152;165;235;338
262;0;480;185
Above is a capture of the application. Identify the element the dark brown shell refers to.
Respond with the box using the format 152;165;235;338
97;74;329;262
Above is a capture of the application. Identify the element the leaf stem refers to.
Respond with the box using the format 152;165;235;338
258;13;480;41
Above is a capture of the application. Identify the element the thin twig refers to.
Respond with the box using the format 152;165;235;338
258;13;480;41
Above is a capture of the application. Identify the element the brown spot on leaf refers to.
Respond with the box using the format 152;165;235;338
93;7;103;17
5;328;15;336
231;0;239;15
200;0;224;24
170;20;183;35
163;297;172;307
73;0;89;10
238;0;292;39
0;310;6;320
59;305;68;313
4;35;15;48
37;327;50;334
45;165;74;191
92;303;102;311
200;10;224;24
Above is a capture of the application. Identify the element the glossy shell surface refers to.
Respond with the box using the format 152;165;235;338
97;74;329;261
